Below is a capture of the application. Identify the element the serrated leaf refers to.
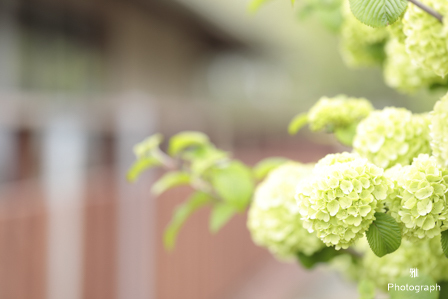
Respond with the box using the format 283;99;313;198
248;0;272;13
151;171;191;196
164;192;211;250
349;0;407;28
127;157;161;182
297;246;342;269
209;203;237;233
133;134;163;158
211;161;254;211
366;212;401;257
441;230;448;258
334;123;358;146
168;131;209;157
288;113;308;135
358;279;375;299
390;275;438;299
253;157;288;180
437;281;448;299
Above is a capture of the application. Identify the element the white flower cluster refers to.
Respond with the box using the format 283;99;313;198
353;108;431;169
386;154;448;241
384;38;445;93
247;162;324;259
339;0;448;94
403;0;448;77
296;153;389;249
430;93;448;167
306;95;373;133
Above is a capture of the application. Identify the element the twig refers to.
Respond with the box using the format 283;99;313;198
407;0;443;23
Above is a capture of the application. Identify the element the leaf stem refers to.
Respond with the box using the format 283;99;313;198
153;148;177;170
407;0;443;23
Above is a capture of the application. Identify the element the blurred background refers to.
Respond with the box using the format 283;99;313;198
0;0;441;298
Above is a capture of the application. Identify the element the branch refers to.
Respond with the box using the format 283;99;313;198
407;0;443;23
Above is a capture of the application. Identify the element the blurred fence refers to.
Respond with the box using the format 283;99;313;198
0;96;336;299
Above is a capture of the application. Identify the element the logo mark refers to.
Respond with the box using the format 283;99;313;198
410;268;419;278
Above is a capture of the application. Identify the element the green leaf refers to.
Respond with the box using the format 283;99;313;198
190;147;229;175
209;203;238;233
297;246;342;269
358;279;375;299
168;131;209;157
349;0;407;28
334;123;358;146
437;281;448;299
253;157;289;180
164;192;211;250
288;113;308;135
441;230;448;258
248;0;272;13
127;157;161;182
151;171;191;196
133;134;163;158
366;212;401;257
211;161;254;211
390;275;439;299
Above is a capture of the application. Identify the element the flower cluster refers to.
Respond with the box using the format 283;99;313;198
403;0;448;77
247;162;324;259
307;95;373;132
296;153;389;249
363;236;448;291
339;1;388;67
353;108;431;169
387;17;405;42
386;154;448;241
430;93;448;167
383;39;445;93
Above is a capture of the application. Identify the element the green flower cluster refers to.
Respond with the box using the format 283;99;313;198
339;1;388;67
363;236;448;291
387;16;405;43
384;39;445;93
247;162;324;259
386;154;448;241
353;108;431;169
403;0;448;77
307;95;373;132
296;153;389;249
430;93;448;167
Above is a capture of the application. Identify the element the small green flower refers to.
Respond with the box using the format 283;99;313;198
247;162;324;259
307;95;373;132
430;92;448;167
386;154;448;241
296;153;390;249
353;107;431;169
403;0;448;77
